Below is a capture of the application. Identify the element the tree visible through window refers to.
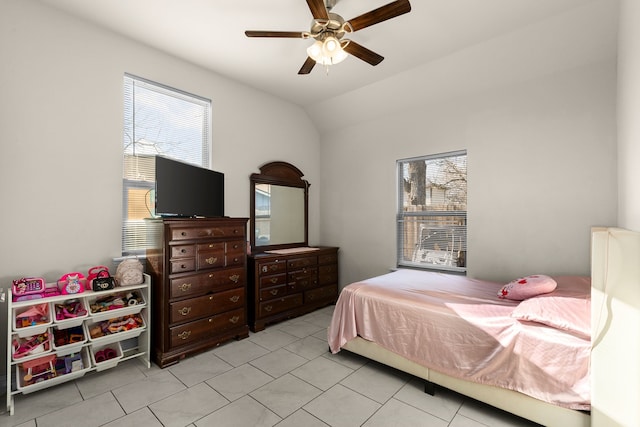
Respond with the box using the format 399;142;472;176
122;74;211;254
397;150;467;272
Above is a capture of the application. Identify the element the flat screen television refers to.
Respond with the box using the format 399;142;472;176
155;155;224;218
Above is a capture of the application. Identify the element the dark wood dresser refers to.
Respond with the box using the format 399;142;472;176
248;246;339;332
146;217;249;368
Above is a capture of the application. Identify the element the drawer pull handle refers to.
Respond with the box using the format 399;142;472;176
178;306;192;316
181;264;187;269
209;318;213;323
229;274;240;283
209;295;214;301
179;283;192;292
209;244;215;248
229;316;239;324
233;244;239;249
270;289;278;296
233;257;239;263
230;295;240;303
264;305;273;312
178;330;191;340
180;248;187;253
209;274;214;278
270;278;278;284
234;229;239;234
206;257;218;265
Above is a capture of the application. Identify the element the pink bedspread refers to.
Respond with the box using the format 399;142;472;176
328;269;590;410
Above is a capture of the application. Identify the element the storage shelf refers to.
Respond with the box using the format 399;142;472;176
4;274;151;416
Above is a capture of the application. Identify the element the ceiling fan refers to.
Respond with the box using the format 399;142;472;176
245;0;412;74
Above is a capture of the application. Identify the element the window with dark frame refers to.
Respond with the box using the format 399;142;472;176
122;74;211;255
397;150;467;272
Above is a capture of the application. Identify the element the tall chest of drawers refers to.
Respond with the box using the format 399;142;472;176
146;217;249;368
248;247;339;332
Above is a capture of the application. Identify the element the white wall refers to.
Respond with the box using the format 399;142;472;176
320;59;617;286
589;2;640;426
617;0;640;232
0;0;320;282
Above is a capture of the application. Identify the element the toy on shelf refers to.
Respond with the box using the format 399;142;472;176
89;313;144;339
12;332;51;359
94;347;118;363
11;277;60;301
53;326;85;348
57;272;85;295
89;291;143;314
54;300;87;321
21;354;57;385
15;303;50;329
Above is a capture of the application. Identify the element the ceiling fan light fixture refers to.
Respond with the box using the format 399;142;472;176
307;35;347;65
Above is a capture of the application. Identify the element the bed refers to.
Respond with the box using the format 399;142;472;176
328;269;591;427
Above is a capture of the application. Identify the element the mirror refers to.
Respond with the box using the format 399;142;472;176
250;161;309;253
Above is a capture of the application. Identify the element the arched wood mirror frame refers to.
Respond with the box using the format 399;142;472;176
250;161;309;253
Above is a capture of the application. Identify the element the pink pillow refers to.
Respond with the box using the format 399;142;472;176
498;274;557;300
511;295;590;339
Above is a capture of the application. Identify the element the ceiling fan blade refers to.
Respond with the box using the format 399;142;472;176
245;30;305;38
306;0;329;20
346;0;411;32
298;57;316;74
343;40;384;66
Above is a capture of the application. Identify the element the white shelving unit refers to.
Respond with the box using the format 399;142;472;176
4;274;151;415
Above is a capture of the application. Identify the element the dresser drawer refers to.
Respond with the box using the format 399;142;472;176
287;256;316;269
169;267;245;299
170;225;244;241
318;253;338;265
305;284;338;303
226;253;245;267
198;242;225;253
287;267;317;292
170;258;196;274
171;244;196;259
169;308;245;348
259;294;302;317
259;284;287;301
226;240;245;255
318;264;338;285
170;288;245;324
258;259;286;275
197;250;225;269
259;273;286;288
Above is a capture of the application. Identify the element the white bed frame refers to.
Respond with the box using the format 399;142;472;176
342;337;590;427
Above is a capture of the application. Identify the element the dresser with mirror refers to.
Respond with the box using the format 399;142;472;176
247;161;339;332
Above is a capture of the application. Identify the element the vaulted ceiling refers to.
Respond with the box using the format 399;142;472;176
38;0;617;131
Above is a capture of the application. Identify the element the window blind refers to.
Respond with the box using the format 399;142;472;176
396;150;467;272
122;74;211;255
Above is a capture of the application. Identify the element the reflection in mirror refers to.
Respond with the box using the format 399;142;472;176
250;161;309;253
254;184;305;246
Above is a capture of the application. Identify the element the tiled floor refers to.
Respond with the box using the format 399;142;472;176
0;306;540;427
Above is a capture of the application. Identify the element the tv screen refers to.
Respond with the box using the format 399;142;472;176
155;155;224;218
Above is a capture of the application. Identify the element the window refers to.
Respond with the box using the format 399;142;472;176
122;74;211;254
397;150;467;272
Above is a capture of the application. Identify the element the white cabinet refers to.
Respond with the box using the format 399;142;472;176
4;274;151;415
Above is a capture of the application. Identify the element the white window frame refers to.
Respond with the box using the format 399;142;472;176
396;150;467;273
122;74;211;255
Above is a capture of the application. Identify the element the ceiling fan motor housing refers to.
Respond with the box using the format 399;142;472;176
309;12;349;41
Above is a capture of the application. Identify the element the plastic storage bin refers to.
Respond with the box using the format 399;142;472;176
52;298;88;329
13;303;53;338
16;347;91;394
86;290;146;322
90;341;123;372
11;329;52;361
85;313;146;346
